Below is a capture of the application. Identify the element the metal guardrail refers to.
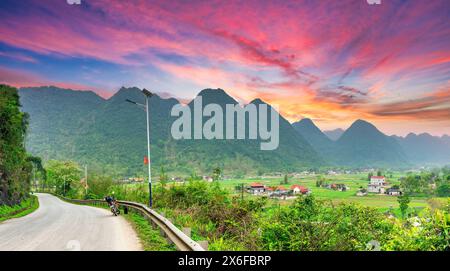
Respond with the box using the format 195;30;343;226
58;196;205;251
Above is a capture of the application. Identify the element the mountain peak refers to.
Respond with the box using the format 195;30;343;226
292;118;324;134
300;118;314;125
108;87;161;104
339;119;386;143
192;88;237;105
197;88;227;96
250;98;266;105
353;119;372;126
348;119;380;131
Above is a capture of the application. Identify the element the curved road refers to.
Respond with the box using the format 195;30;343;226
0;193;142;251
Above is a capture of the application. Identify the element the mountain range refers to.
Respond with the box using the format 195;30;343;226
293;118;409;167
19;86;322;176
19;86;450;176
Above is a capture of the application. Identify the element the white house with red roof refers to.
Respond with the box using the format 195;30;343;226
290;184;309;195
246;182;266;194
368;176;387;193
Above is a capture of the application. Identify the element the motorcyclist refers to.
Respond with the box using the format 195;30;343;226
105;192;120;215
104;191;115;206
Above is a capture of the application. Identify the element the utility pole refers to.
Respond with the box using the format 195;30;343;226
126;88;153;208
241;183;244;201
33;167;36;192
84;165;88;196
145;91;153;208
63;176;66;196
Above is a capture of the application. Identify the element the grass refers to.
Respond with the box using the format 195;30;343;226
123;211;176;251
0;195;39;223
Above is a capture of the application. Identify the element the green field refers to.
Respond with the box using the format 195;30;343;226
117;171;447;216
217;173;437;211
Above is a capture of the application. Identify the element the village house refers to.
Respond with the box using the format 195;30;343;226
386;187;402;196
356;188;368;196
202;175;213;182
171;177;185;182
290;184;309;195
269;186;289;198
368;176;388;193
328;183;348;191
246;182;266;195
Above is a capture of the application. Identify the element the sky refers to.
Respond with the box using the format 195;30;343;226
0;0;449;136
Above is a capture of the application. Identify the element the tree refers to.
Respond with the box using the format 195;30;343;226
159;166;168;186
85;174;112;199
46;160;81;196
282;174;289;184
27;156;46;191
0;85;33;205
436;184;450;197
401;174;426;194
212;167;221;182
316;176;325;187
398;194;410;218
368;172;373;181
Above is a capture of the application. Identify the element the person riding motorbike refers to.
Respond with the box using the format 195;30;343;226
105;192;120;215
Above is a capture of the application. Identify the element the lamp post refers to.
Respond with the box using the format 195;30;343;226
126;88;153;207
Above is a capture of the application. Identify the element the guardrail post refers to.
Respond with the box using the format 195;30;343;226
198;240;208;251
182;227;191;237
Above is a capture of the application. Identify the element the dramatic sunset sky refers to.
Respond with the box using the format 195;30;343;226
0;0;449;135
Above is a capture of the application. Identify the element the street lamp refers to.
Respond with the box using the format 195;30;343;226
126;88;153;208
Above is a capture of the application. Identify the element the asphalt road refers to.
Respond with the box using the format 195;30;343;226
0;193;142;251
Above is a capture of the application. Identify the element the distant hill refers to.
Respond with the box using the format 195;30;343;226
19;86;323;176
324;128;344;141
292;118;410;167
20;86;104;162
393;133;450;165
442;135;450;146
335;120;409;167
292;118;338;163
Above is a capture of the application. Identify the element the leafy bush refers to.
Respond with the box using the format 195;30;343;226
383;209;449;251
260;195;394;251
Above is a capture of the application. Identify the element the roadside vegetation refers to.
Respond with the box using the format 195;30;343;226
124;212;176;251
113;180;449;251
0;195;39;222
0;85;42;221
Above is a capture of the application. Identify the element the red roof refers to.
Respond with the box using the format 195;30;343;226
371;176;385;179
291;185;308;192
250;182;264;187
276;186;287;191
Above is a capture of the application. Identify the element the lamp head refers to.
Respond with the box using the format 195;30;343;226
142;88;153;97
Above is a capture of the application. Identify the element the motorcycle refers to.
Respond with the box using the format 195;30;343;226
109;200;120;216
